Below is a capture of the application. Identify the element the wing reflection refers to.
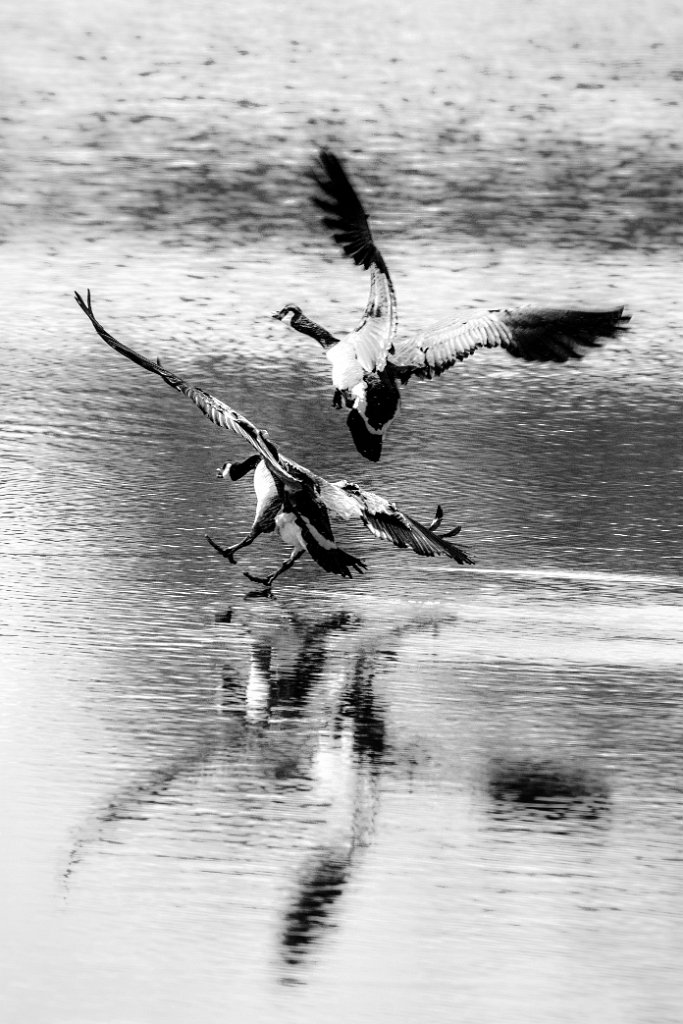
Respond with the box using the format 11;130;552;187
279;849;350;975
64;735;230;886
279;647;384;975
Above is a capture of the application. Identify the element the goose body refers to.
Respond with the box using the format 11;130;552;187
75;290;473;588
209;457;280;565
274;150;631;461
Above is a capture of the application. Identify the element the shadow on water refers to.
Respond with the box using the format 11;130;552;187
486;756;611;825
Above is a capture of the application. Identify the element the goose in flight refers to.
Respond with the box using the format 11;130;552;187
74;291;473;588
273;149;631;462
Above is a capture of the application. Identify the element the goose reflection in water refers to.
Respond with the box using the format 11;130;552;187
219;609;358;723
218;605;394;975
64;603;419;979
65;608;368;883
277;646;386;975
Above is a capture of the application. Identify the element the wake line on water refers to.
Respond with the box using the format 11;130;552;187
451;566;683;589
4;551;679;589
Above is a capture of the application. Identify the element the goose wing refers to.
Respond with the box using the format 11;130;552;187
286;490;367;578
74;290;301;488
317;478;474;565
314;149;398;373
392;305;630;379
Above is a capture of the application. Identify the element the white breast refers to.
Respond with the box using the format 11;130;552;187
253;460;279;516
327;341;363;391
350;380;367;413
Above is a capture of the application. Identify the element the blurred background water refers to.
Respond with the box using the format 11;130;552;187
2;0;683;1021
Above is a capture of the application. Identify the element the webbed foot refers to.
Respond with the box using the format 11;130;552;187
206;535;237;563
243;570;274;589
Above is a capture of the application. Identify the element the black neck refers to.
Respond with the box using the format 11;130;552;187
289;310;339;350
229;454;261;481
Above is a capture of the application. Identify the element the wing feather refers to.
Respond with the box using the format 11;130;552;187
393;305;630;378
288;492;367;577
75;291;473;574
327;480;474;564
74;290;300;487
314;150;397;372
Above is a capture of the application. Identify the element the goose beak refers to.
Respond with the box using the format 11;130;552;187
272;309;286;320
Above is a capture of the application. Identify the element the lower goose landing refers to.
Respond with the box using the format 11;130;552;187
75;290;474;590
206;459;367;588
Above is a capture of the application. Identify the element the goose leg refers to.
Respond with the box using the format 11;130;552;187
243;549;304;588
206;528;261;564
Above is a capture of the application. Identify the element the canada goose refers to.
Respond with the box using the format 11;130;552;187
274;150;631;462
74;290;473;588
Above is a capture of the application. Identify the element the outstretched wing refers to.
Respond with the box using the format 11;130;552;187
392;305;630;379
319;479;474;565
313;149;398;372
74;290;300;487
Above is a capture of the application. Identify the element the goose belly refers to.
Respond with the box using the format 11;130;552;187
253;462;281;526
327;343;363;391
275;512;306;552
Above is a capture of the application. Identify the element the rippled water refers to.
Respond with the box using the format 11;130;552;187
2;0;683;1021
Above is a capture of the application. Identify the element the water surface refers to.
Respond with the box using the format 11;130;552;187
2;1;683;1021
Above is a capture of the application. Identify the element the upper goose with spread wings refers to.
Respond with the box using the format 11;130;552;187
274;149;630;462
74;290;473;589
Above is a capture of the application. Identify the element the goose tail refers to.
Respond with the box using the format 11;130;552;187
346;409;383;462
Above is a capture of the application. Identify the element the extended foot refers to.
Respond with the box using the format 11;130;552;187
206;535;237;563
243;570;274;588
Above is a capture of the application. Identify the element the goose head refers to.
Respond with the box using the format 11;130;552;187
272;304;340;349
272;304;302;326
216;454;262;483
216;461;234;480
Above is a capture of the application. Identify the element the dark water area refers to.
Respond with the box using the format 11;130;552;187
3;0;683;251
2;0;683;1021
